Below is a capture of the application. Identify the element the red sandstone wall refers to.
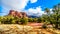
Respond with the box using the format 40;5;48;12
9;10;27;18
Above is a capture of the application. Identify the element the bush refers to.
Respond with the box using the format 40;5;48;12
20;18;28;25
28;18;34;22
42;24;47;29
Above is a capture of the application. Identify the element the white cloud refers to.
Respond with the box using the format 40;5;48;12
30;0;37;3
1;0;29;10
25;6;44;16
50;9;53;14
1;0;44;16
1;0;30;16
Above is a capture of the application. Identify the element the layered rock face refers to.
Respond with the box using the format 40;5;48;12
8;10;27;18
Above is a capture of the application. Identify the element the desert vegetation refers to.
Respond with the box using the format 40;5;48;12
0;3;60;34
0;3;60;28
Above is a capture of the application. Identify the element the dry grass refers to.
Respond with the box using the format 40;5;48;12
0;24;60;34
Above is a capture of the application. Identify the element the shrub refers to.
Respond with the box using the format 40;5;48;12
20;18;28;25
42;24;47;29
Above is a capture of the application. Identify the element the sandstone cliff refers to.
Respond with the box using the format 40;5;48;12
8;10;27;18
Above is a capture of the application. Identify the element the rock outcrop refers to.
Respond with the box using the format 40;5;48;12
8;10;27;18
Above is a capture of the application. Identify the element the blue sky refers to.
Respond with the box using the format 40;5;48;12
0;0;60;16
25;0;60;10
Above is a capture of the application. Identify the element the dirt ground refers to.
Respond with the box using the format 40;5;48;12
0;24;60;34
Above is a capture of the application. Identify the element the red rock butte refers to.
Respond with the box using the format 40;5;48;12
8;10;27;18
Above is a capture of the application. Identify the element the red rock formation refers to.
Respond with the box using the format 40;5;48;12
8;10;27;18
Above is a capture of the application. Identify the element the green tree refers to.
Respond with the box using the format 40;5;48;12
28;18;34;22
52;3;60;28
33;18;38;22
0;16;3;24
20;18;28;25
45;8;50;15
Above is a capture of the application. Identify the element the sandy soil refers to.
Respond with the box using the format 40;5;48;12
0;24;60;34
